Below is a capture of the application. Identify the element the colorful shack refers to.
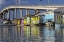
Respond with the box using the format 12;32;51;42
24;18;27;25
53;8;64;27
24;16;31;25
24;12;55;25
13;19;18;25
20;18;24;25
34;12;54;25
31;15;40;25
17;19;21;25
24;15;40;25
54;8;64;24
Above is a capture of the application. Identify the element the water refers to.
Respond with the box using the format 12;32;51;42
0;25;64;42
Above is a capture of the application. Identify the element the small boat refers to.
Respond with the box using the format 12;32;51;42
2;20;16;26
45;21;55;27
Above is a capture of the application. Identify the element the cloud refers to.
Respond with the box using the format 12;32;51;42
0;0;6;5
0;0;6;8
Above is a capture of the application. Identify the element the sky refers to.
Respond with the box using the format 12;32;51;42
1;0;64;10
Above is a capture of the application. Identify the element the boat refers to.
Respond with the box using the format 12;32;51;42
2;20;16;26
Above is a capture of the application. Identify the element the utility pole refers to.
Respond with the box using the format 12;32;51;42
16;0;22;5
16;0;18;4
40;0;42;5
48;0;50;4
26;0;28;4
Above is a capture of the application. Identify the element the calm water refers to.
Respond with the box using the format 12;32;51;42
0;25;64;42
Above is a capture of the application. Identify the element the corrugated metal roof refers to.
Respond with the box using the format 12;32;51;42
35;11;54;16
54;8;64;12
35;13;45;16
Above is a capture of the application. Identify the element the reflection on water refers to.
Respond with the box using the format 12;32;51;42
43;27;55;42
0;25;64;42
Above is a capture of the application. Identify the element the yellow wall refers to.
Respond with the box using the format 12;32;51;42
31;16;40;24
35;16;40;24
36;16;39;20
57;15;62;24
17;19;20;25
14;19;17;25
24;16;40;25
24;18;27;25
31;16;36;24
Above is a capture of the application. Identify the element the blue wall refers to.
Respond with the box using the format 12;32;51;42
42;13;54;23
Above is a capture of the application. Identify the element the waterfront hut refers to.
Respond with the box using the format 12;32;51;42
23;15;39;25
34;12;54;25
26;16;31;25
24;15;40;26
13;18;21;25
31;15;39;25
54;8;64;27
31;13;44;25
20;18;24;25
24;15;31;25
17;19;21;25
24;11;55;26
13;18;18;25
54;8;64;24
24;18;27;25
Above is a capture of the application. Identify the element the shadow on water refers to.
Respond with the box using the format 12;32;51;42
0;25;64;42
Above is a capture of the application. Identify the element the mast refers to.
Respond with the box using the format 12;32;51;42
48;0;50;4
40;0;42;5
16;0;18;4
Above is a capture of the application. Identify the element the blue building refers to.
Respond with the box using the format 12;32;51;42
35;11;54;24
